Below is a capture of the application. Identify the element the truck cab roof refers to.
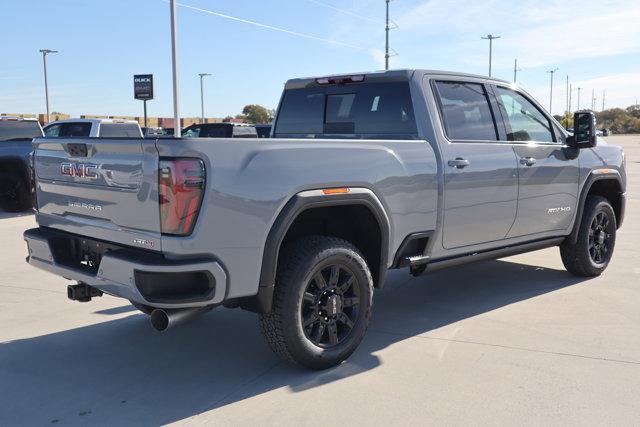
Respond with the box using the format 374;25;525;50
43;118;143;138
0;116;44;141
0;116;40;122
284;69;512;90
46;118;139;125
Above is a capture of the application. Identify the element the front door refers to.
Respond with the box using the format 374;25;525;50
433;80;519;249
493;86;579;237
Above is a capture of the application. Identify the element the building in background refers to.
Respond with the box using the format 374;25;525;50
1;113;236;128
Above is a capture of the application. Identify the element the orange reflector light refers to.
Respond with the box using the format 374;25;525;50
593;168;616;175
322;187;350;195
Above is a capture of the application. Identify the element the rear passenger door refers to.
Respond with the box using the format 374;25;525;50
492;86;579;237
433;80;519;249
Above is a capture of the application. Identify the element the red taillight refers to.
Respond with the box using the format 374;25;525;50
158;158;205;236
316;75;365;85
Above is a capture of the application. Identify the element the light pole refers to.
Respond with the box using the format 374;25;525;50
576;87;582;110
198;73;211;124
546;68;558;114
384;0;397;70
513;58;521;83
565;75;569;114
169;0;181;136
481;34;500;77
39;49;58;124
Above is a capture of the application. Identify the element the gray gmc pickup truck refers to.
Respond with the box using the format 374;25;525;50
24;70;626;369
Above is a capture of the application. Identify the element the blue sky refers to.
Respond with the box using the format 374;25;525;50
1;0;639;118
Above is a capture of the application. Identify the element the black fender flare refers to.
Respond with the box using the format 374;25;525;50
246;188;391;313
568;171;624;245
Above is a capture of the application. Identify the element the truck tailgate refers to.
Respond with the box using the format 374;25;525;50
33;138;162;251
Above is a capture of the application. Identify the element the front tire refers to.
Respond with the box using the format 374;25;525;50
259;236;373;370
560;196;616;276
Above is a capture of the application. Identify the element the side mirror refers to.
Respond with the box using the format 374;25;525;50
567;111;597;148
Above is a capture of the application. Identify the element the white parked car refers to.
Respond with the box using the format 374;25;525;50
43;118;143;138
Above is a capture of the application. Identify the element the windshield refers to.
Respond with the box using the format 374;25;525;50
274;81;418;139
0;120;43;141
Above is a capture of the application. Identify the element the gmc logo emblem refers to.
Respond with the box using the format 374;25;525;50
61;163;99;179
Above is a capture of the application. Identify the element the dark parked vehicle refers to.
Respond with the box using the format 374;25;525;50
182;122;258;138
24;70;626;369
255;124;272;138
0;116;42;211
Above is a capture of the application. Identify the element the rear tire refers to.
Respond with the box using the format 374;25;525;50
560;196;616;277
0;172;30;212
259;236;373;370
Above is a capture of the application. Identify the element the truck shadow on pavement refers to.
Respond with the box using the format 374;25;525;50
0;209;33;220
0;259;590;425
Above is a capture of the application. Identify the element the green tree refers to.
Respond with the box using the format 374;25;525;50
596;108;634;133
626;105;640;118
556;112;573;129
241;104;272;124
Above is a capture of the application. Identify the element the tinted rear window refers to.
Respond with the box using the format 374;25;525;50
63;122;92;137
201;124;232;138
232;126;258;138
0;120;42;140
99;123;141;137
274;82;417;139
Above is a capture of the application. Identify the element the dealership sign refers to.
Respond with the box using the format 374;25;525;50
134;74;154;100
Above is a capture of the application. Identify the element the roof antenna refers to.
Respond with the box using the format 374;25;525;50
385;0;398;70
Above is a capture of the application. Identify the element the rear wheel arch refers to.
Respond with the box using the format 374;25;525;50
569;173;624;244
0;158;29;181
245;189;391;313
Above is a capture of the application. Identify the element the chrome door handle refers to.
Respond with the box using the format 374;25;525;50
448;158;470;169
519;157;537;166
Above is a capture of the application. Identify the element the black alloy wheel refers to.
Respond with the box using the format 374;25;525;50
588;211;613;265
301;264;361;348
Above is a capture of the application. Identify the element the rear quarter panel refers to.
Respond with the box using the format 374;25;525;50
156;138;438;299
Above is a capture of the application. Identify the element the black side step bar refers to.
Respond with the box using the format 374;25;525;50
418;237;565;275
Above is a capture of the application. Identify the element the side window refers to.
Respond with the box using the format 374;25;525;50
182;126;201;138
44;124;62;137
435;81;498;141
496;87;555;143
61;123;92;137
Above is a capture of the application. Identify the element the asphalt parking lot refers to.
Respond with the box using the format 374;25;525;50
1;135;638;425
